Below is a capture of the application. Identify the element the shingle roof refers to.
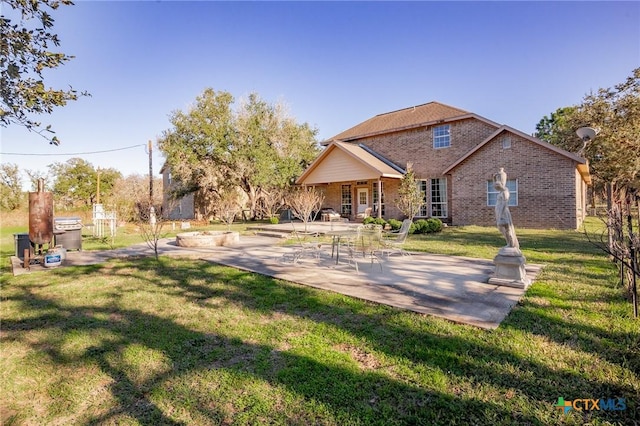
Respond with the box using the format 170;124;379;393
329;101;471;141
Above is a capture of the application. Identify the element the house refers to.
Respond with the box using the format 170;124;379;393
296;102;591;230
159;163;196;220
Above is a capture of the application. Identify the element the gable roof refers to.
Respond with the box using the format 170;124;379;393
328;101;500;142
442;125;592;184
296;141;405;185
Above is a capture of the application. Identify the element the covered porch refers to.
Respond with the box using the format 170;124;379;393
296;141;405;221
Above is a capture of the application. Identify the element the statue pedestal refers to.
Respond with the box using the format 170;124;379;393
488;247;530;288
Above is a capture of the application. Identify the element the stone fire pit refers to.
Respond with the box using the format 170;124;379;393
176;231;239;248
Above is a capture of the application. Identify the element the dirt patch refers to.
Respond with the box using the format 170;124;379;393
334;343;381;370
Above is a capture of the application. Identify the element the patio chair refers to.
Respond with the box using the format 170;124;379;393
281;222;324;264
320;208;341;222
344;224;383;273
356;207;372;221
378;219;412;257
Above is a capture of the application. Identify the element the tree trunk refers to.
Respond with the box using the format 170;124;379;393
627;191;638;318
240;178;259;220
606;182;614;255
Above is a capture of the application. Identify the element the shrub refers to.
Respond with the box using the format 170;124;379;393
373;217;387;226
426;218;443;233
408;218;443;234
414;219;429;234
363;217;376;225
409;222;417;234
269;216;279;225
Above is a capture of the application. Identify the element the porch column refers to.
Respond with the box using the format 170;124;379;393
377;179;382;219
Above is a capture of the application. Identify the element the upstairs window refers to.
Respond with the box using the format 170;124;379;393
433;124;451;149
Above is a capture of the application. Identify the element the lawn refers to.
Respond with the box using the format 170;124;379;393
1;218;638;425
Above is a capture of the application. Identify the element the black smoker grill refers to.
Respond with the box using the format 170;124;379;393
53;217;83;251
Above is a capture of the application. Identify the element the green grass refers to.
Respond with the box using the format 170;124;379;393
1;218;638;425
0;221;255;274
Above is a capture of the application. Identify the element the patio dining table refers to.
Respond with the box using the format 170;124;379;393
326;229;356;264
326;228;381;265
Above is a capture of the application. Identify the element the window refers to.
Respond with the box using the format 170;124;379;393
433;124;451;149
417;179;447;217
358;191;367;205
502;137;511;149
487;179;518;206
417;180;428;217
167;172;172;185
341;185;352;215
430;178;447;217
372;182;385;216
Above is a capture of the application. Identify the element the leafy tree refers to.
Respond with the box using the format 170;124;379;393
158;88;319;219
158;88;235;203
534;106;577;148
0;162;24;210
24;168;54;191
48;158;121;209
1;0;86;144
233;94;319;217
535;68;640;190
537;68;640;317
394;164;422;220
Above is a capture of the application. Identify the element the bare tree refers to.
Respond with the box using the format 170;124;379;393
259;187;286;222
108;174;163;223
286;186;324;232
137;186;173;261
583;187;639;318
216;189;242;231
138;205;165;261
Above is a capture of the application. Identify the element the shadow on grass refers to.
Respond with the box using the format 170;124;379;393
3;255;638;424
2;276;540;425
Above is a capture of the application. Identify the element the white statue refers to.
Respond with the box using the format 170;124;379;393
489;168;529;288
494;168;519;251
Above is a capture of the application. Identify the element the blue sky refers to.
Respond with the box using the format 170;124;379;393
1;1;638;187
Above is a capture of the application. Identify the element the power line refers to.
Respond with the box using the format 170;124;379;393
0;144;147;156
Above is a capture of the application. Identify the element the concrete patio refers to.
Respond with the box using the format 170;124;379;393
196;234;542;329
10;229;542;330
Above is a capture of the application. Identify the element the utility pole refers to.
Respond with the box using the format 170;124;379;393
148;140;153;203
148;140;156;225
96;168;101;204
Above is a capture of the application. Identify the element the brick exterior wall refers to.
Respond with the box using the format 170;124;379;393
449;132;579;229
319;117;586;229
338;118;498;222
321;178;401;221
357;118;498;179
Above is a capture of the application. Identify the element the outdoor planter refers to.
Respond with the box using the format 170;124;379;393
176;231;239;247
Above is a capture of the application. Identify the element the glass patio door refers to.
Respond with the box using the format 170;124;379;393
357;188;369;213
